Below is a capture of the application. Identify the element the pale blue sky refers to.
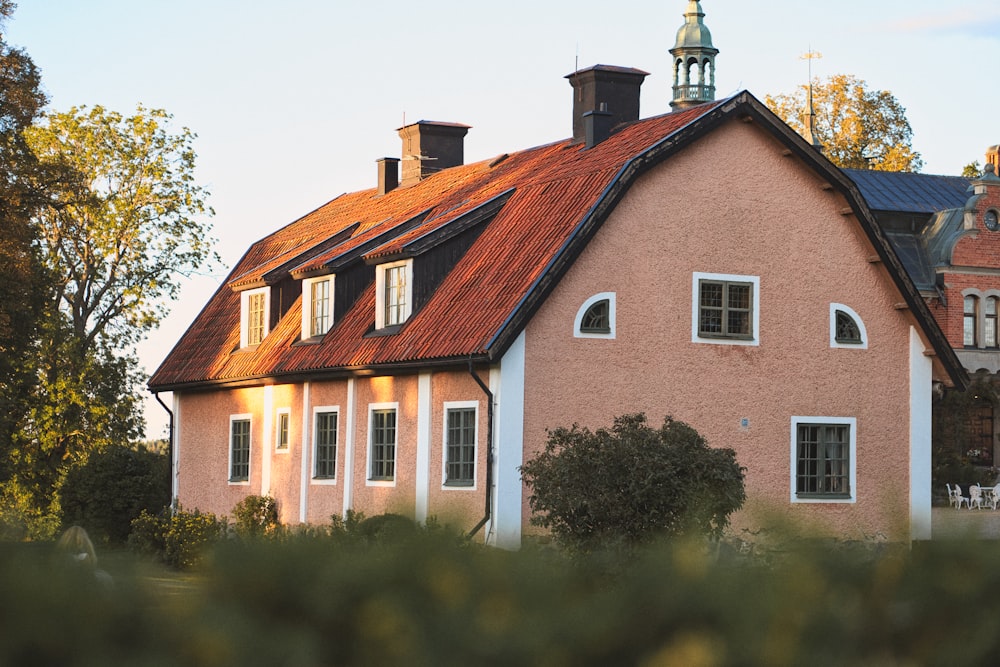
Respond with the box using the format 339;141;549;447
8;1;1000;437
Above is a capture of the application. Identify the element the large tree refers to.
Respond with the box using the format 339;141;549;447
2;105;217;538
766;74;923;172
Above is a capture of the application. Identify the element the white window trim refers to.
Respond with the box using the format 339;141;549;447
275;407;291;453
366;402;399;487
442;400;479;491
691;272;760;346
301;276;334;340
228;413;252;486
311;405;339;485
829;303;868;349
573;292;616;339
375;259;413;329
240;287;270;348
789;416;857;504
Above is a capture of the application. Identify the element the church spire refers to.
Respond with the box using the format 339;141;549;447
669;0;719;110
801;50;823;150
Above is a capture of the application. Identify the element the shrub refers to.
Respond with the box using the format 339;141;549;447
231;495;280;539
60;444;170;544
520;413;746;554
128;504;225;570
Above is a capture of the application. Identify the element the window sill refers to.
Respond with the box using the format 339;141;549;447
365;324;404;338
292;336;326;347
444;480;474;488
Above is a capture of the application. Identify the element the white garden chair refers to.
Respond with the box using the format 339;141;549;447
948;484;969;509
969;484;984;510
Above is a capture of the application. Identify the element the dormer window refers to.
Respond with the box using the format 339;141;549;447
240;287;270;348
302;276;334;339
375;259;413;329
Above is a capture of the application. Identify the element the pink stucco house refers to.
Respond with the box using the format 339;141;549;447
149;57;966;545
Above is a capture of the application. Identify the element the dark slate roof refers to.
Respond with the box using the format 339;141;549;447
845;169;971;214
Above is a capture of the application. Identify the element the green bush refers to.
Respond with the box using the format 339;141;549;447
7;530;1000;664
231;494;280;539
520;413;746;555
60;444;170;544
128;504;225;570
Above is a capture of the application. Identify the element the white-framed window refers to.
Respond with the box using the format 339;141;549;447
574;292;616;339
302;276;334;339
790;416;856;503
691;272;760;345
963;289;1000;349
443;401;478;489
312;406;339;483
367;403;398;486
229;414;252;484
275;408;290;453
240;287;270;348
375;259;413;329
829;303;868;349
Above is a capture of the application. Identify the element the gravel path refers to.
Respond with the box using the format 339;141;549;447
932;506;1000;539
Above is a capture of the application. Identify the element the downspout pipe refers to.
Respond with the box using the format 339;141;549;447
153;392;175;507
467;360;495;540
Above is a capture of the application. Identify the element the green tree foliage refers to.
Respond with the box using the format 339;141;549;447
25;104;217;349
0;3;50;472
520;413;746;554
60;444;170;545
0;105;217;538
963;161;983;178
766;74;923;172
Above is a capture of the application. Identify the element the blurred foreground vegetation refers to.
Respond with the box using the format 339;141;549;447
3;524;1000;666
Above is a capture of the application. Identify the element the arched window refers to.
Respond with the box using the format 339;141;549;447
986;297;998;348
574;292;616;339
835;310;862;344
965;295;979;347
580;299;610;333
829;303;868;349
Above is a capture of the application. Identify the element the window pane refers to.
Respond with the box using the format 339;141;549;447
835;310;861;343
314;412;338;478
446;408;476;485
311;280;330;337
276;412;289;449
796;423;850;497
371;409;396;480
231;419;250;482
965;296;978;347
699;280;752;338
384;266;406;326
248;293;266;346
580;299;610;333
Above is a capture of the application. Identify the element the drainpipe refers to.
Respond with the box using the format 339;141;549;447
154;392;176;509
467;360;495;540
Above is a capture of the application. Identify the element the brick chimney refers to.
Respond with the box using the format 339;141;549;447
398;121;471;186
376;157;399;196
566;65;649;145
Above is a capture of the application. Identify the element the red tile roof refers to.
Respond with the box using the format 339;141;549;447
148;93;967;391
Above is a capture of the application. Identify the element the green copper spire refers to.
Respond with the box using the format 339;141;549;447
670;0;719;110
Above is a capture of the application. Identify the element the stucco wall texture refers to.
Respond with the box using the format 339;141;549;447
522;119;923;541
175;368;490;528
